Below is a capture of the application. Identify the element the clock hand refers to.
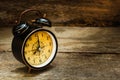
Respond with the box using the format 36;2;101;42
32;41;39;55
33;50;37;54
32;34;43;55
36;34;40;47
40;42;45;49
26;49;36;53
32;41;41;55
41;45;45;49
41;44;50;49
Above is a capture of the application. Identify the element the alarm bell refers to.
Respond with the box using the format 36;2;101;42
32;18;52;27
12;9;51;37
12;22;29;36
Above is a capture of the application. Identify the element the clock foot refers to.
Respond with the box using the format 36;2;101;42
28;67;32;73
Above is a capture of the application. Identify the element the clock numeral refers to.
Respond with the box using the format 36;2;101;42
47;36;49;40
39;59;41;63
48;49;50;53
42;34;43;37
26;44;29;47
28;57;30;60
42;54;47;59
35;33;38;37
33;59;35;63
45;55;47;59
24;52;27;54
29;37;32;41
49;42;51;46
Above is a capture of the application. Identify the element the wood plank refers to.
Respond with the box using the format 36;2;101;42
50;27;120;53
1;0;119;27
1;52;120;79
0;27;120;53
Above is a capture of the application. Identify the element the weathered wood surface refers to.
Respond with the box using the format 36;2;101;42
54;27;120;53
0;27;120;53
0;52;120;80
0;0;120;27
0;27;120;80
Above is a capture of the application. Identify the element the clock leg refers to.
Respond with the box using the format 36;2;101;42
28;67;32;73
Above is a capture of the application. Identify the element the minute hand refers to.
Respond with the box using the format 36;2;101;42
37;34;40;48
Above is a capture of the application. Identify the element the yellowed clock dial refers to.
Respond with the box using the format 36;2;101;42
23;30;56;68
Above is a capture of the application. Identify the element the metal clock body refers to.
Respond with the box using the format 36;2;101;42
12;27;58;70
12;9;58;71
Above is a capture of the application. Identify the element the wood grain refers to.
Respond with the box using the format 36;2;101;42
0;27;120;53
0;0;119;27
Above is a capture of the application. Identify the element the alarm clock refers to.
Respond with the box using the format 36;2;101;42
12;9;58;72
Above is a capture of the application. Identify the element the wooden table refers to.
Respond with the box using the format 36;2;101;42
0;27;120;80
0;27;120;53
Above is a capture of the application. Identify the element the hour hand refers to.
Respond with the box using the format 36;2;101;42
37;39;40;47
32;41;38;54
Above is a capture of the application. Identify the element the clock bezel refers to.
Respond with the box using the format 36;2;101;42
21;28;58;70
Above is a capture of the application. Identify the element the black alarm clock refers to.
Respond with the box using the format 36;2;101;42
12;9;58;72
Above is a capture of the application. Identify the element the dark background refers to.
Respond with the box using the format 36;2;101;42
0;0;120;27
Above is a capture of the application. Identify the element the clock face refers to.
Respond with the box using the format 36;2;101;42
22;29;57;69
